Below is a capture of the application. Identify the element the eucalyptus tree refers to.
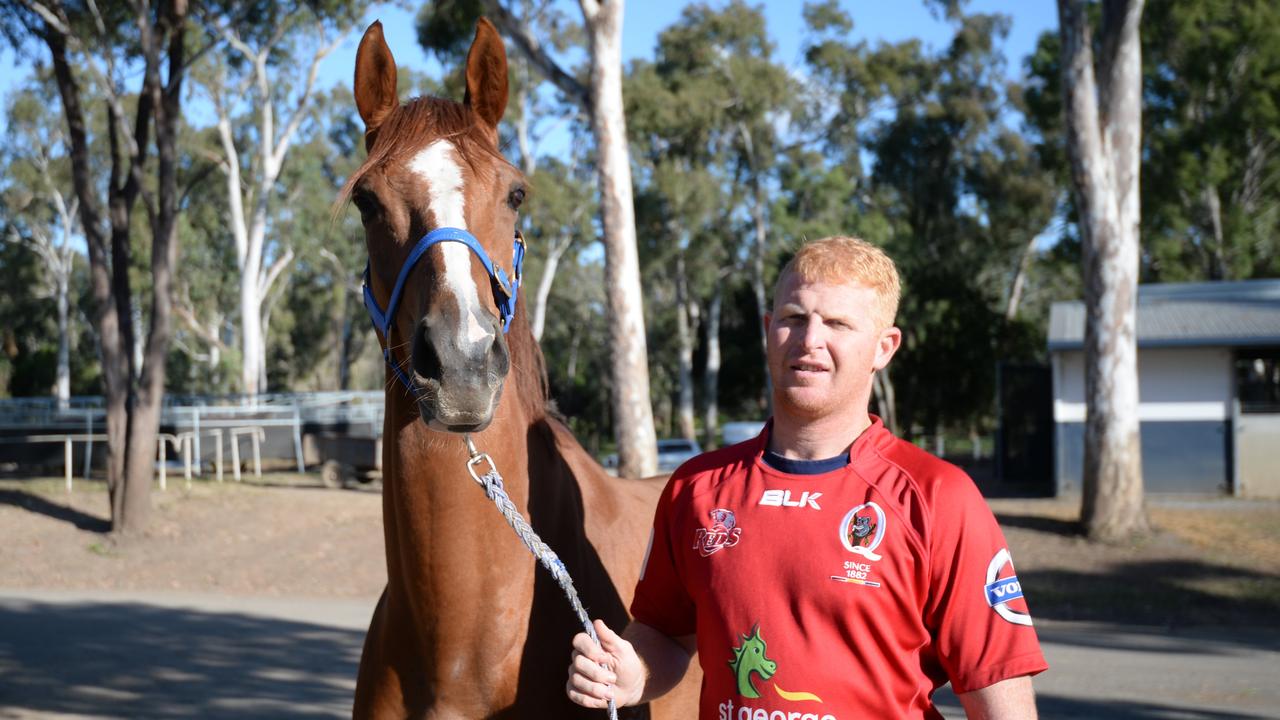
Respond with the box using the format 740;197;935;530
420;0;658;477
4;0;201;535
1057;0;1149;541
1026;0;1280;284
796;3;1057;441
1139;0;1280;281
624;1;792;441
2;84;81;407
523;154;597;342
192;0;361;396
651;1;792;414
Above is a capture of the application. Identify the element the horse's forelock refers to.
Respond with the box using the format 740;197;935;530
338;97;512;206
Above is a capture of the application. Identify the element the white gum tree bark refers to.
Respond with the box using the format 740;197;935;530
1058;0;1150;541
209;20;339;396
579;0;658;477
484;0;658;477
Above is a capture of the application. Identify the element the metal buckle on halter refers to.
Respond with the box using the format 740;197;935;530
512;230;525;285
464;433;499;486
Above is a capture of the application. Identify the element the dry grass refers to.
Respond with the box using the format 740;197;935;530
992;497;1280;627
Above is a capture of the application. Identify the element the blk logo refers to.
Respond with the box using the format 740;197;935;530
758;489;822;510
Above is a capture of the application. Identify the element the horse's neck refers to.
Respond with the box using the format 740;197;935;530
378;321;562;614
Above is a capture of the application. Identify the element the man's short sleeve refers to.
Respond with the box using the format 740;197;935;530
923;471;1048;693
629;479;696;637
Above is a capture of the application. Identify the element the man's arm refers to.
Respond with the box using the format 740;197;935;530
956;675;1038;720
567;619;696;708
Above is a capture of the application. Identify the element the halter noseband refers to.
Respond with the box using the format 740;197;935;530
363;226;526;391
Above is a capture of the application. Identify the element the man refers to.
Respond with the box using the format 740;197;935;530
568;236;1047;719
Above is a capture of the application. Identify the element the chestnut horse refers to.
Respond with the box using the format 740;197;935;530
345;19;698;719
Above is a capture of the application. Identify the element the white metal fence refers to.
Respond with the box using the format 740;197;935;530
0;391;385;488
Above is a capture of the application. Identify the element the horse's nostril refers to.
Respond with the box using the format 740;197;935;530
412;321;442;381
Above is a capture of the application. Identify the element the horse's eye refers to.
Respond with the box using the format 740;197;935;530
352;188;378;218
507;186;526;211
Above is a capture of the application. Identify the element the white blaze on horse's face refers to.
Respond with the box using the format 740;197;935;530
407;139;493;348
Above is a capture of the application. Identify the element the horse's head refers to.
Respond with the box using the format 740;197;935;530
347;19;526;433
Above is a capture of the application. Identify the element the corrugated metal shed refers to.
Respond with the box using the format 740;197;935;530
1048;279;1280;350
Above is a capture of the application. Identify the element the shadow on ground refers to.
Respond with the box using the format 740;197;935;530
0;489;110;533
935;685;1271;720
1031;696;1270;720
0;600;362;718
995;511;1081;536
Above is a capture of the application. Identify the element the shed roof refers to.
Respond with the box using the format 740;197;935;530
1048;279;1280;351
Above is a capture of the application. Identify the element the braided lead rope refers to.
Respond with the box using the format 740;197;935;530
463;435;619;720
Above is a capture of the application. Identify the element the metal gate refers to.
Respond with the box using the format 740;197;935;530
996;363;1054;494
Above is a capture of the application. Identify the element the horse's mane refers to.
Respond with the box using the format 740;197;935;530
509;310;552;423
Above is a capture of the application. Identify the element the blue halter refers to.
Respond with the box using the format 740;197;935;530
363;226;526;391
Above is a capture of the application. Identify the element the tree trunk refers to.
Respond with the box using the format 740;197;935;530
46;22;132;528
529;235;569;341
1004;233;1037;321
701;283;722;450
212;25;334;397
675;254;696;440
1203;181;1226;279
1058;0;1149;542
55;278;70;406
873;369;899;436
581;0;657;478
738;122;772;415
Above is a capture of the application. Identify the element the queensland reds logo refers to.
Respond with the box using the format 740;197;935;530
985;548;1033;626
839;501;886;561
693;508;743;557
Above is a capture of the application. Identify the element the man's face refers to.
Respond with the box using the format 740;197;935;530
765;273;901;422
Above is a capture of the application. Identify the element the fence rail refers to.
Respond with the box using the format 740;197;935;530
0;392;386;485
0;391;385;432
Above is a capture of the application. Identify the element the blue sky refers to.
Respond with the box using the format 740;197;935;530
318;1;1056;95
1;1;1057;141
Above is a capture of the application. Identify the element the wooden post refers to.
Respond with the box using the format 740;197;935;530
158;436;167;491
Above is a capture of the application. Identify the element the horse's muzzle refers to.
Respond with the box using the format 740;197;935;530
411;312;509;432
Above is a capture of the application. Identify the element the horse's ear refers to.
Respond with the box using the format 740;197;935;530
355;21;398;146
464;17;508;131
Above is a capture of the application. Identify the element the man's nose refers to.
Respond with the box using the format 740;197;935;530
800;317;826;350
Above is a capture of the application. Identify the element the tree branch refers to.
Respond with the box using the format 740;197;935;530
259;245;294;300
481;0;590;109
270;24;347;174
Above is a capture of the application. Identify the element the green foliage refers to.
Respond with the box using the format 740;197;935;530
1024;0;1280;282
3;0;1272;451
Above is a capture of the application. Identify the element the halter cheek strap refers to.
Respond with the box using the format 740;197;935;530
363;226;526;390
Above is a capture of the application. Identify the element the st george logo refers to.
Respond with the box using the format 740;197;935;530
758;489;822;510
726;624;823;704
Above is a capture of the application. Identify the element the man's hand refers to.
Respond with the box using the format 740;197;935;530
566;619;646;708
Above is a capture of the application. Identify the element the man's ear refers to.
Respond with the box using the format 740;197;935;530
872;327;902;371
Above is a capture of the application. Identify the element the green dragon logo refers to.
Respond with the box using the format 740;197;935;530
728;624;777;698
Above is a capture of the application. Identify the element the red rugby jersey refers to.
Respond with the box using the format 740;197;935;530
631;417;1047;720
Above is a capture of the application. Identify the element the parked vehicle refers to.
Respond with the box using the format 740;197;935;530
601;438;704;474
656;438;701;472
721;420;766;446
